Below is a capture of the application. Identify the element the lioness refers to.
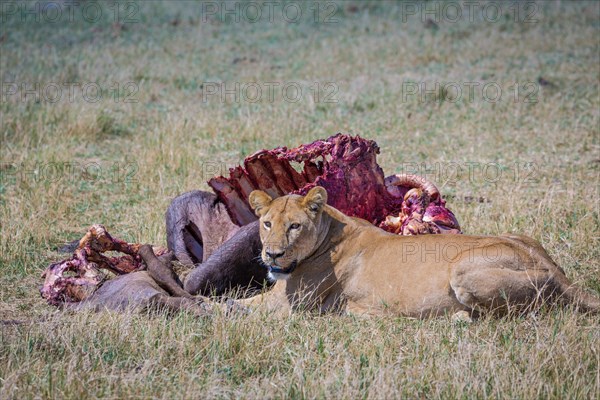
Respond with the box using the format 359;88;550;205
239;187;599;318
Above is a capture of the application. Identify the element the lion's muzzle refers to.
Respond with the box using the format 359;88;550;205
268;260;298;275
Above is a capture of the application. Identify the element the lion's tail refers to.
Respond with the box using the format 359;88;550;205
554;273;600;314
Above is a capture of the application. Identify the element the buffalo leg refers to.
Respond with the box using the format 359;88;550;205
138;245;196;299
147;293;213;317
183;221;268;297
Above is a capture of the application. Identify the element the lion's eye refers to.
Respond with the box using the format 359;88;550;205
289;223;300;230
263;221;271;229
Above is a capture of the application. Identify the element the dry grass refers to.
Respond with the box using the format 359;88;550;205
1;1;599;399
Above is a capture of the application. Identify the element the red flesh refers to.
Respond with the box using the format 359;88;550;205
40;224;167;306
209;133;461;235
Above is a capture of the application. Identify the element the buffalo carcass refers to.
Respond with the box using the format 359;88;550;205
41;134;461;312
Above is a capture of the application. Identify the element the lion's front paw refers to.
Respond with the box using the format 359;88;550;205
451;310;474;323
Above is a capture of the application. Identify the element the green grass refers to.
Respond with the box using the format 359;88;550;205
1;1;599;398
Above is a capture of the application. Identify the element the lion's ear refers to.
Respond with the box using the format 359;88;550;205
302;186;328;216
249;190;273;217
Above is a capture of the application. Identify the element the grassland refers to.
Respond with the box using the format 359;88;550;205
1;1;599;398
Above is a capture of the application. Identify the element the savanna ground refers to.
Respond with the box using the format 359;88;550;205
1;1;599;398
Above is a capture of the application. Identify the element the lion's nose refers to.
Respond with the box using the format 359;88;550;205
266;250;285;260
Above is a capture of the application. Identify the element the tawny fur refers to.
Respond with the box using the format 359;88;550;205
239;187;600;318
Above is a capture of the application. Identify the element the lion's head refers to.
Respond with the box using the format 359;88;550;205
248;186;328;280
